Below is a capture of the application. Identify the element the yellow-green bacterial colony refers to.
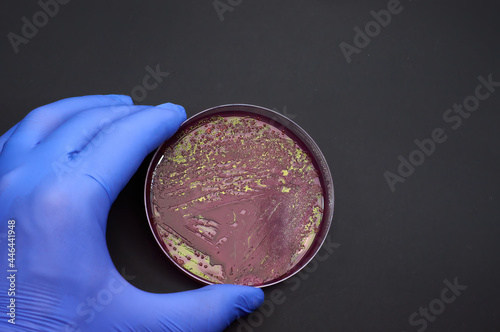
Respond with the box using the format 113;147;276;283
151;115;324;286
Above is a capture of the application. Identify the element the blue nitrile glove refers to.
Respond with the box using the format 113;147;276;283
0;95;264;331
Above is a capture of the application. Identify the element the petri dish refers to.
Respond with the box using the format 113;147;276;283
145;104;334;287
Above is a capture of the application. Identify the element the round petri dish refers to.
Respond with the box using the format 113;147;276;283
145;104;334;287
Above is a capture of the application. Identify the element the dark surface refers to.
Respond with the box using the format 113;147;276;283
1;0;499;331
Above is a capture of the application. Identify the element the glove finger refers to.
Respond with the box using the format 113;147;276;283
76;103;186;203
36;104;151;159
3;95;133;154
0;122;19;155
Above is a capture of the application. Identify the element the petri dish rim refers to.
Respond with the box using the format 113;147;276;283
144;104;334;288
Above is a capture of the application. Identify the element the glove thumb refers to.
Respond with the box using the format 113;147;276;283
102;283;264;332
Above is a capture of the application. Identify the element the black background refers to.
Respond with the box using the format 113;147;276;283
2;0;500;331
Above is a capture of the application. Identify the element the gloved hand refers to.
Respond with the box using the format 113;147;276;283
0;95;264;331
